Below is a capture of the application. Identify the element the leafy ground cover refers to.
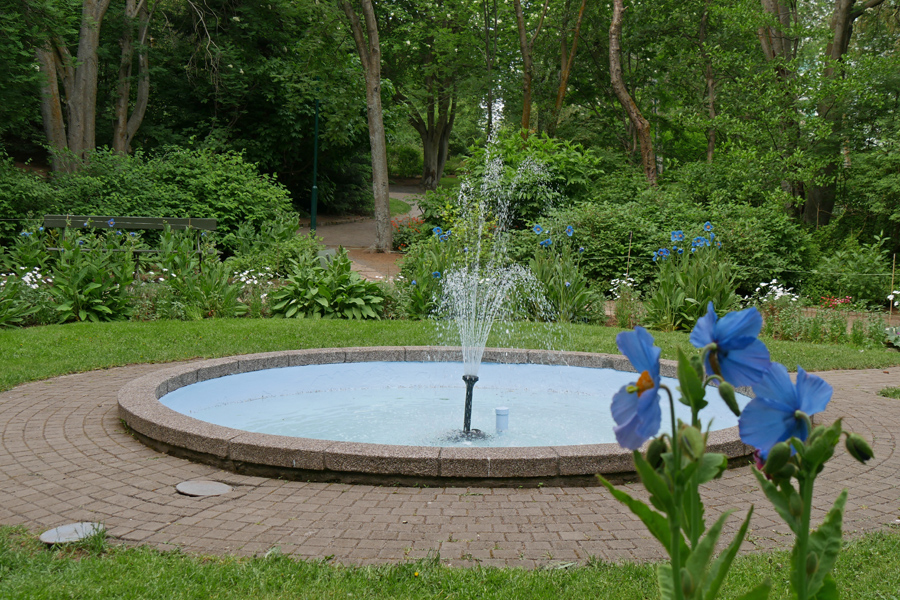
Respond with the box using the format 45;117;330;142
879;387;900;399
0;526;897;600
1;320;898;393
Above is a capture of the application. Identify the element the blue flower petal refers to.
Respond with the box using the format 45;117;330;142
738;395;803;458
616;327;661;382
796;367;832;415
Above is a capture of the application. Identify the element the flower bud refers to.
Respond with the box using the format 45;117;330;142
645;437;667;469
689;355;705;380
845;433;874;464
805;552;819;576
718;382;741;417
679;425;706;461
763;442;791;475
789;492;804;518
774;463;797;481
680;568;695;597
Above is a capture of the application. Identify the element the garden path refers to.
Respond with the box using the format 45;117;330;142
296;184;423;282
0;362;897;568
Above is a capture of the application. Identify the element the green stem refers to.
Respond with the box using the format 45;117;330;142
795;475;814;600
662;385;685;600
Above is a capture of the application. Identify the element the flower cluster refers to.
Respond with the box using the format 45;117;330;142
749;278;799;303
652;247;671;261
1;267;53;290
889;290;900;308
820;295;852;310
609;275;637;300
532;223;574;248
233;268;273;286
432;226;451;242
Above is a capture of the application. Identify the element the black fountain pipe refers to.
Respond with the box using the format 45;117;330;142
462;375;479;433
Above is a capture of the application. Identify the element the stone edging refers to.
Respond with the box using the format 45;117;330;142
118;347;754;487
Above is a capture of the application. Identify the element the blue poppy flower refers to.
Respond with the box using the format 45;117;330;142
611;327;662;450
656;248;670;260
432;227;443;236
653;252;658;262
674;245;683;254
565;225;574;237
38;227;44;232
439;234;449;242
539;238;552;247
739;363;832;458
19;231;31;237
83;222;89;227
690;302;771;387
411;280;417;286
533;225;543;235
716;240;722;249
704;221;713;232
432;271;441;279
578;247;585;253
671;230;684;242
565;281;571;287
463;247;469;253
107;218;115;227
77;239;85;245
115;230;122;236
129;232;137;237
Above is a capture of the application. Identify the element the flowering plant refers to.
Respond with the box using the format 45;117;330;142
600;302;873;600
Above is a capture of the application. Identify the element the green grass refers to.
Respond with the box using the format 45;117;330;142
390;197;412;217
1;320;898;393
879;386;900;399
0;526;897;599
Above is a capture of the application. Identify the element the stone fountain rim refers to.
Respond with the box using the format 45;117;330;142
117;346;755;487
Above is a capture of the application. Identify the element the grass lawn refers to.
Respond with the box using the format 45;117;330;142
1;318;898;598
390;197;412;217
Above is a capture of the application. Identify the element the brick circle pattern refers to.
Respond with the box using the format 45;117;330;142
0;359;897;568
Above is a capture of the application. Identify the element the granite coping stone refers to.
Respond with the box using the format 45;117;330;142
117;347;754;486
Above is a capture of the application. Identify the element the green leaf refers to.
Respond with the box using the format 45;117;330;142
704;506;755;600
733;580;772;600
696;453;727;485
597;475;688;557
684;510;732;590
751;468;799;534
806;489;847;598
658;563;677;600
811;573;838;600
633;450;675;513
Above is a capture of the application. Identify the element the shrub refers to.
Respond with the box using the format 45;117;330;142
802;234;892;307
388;145;423;178
643;224;741;331
391;215;428;252
0;156;55;246
48;147;295;254
270;249;384;319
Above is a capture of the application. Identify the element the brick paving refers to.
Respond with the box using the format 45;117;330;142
0;363;897;568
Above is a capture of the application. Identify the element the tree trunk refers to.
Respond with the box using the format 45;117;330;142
514;0;549;139
699;0;716;163
340;0;392;252
113;0;153;153
412;79;456;191
546;0;587;138
609;0;656;186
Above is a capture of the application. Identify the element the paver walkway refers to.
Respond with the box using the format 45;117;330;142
0;362;897;568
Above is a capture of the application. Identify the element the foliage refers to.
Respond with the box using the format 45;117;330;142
643;225;740;331
166;260;249;320
879;386;900;399
525;224;598;323
603;306;875;600
802;234;892;307
886;327;900;350
47;147;295;254
388;145;424;178
395;235;455;319
47;231;136;323
0;156;55;246
463;129;606;225
270;249;384;320
0;275;38;327
391;215;428;252
610;275;644;329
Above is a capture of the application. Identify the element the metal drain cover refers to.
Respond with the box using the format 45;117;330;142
175;480;232;497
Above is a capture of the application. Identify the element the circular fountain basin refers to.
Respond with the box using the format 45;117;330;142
118;347;756;486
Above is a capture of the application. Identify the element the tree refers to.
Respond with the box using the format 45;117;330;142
609;0;656;185
339;0;392;252
513;0;550;138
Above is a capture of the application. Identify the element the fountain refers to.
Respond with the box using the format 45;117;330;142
116;145;755;486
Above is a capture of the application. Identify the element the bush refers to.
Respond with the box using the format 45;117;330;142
0;156;55;246
642;224;741;331
48;147;295;254
388;145;423;179
270;249;384;319
801;233;892;307
463;129;607;225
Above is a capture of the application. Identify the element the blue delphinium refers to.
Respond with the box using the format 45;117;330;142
611;327;662;450
690;302;771;387
738;363;833;458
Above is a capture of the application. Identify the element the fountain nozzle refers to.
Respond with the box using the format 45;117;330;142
462;375;479;434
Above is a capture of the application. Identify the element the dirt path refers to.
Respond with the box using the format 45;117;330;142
297;185;423;281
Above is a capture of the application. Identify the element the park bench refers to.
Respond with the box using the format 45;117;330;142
42;215;217;254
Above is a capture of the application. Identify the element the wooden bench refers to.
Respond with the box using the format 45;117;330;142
42;215;217;254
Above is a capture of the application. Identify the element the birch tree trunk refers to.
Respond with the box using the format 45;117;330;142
340;0;392;252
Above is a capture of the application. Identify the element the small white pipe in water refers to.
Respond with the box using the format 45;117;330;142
495;407;509;434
